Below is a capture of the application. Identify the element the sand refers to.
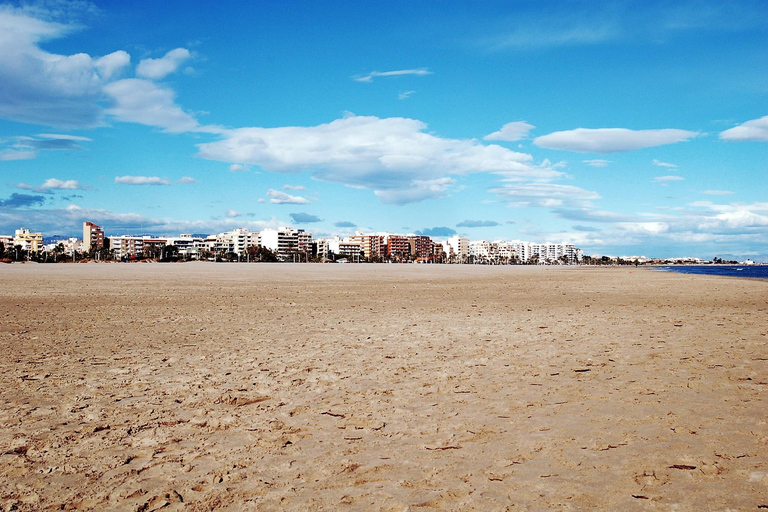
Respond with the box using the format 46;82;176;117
0;262;766;510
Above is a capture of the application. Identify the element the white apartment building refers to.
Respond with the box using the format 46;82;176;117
444;236;469;262
469;240;497;261
259;227;312;260
207;228;258;255
166;234;206;259
109;235;167;259
326;236;362;257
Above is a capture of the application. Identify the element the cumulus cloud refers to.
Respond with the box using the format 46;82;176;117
229;164;248;172
225;209;241;218
266;189;310;205
0;7;130;127
198;115;557;204
115;175;171;186
178;176;196;184
720;115;768;141
354;68;432;83
583;159;610;167
484;121;535;141
290;212;322;223
534;128;699;153
17;178;85;193
654;175;684;182
41;178;84;190
136;48;191;80
104;79;200;133
456;220;500;228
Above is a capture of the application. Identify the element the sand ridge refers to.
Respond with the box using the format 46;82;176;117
1;263;767;510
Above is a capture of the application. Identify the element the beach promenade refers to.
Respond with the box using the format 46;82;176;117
1;263;766;510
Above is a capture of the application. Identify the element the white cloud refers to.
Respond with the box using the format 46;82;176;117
136;48;191;80
283;185;306;191
104;79;200;133
720;115;768;141
266;189;310;205
653;175;684;182
703;190;734;195
652;158;678;168
115;175;171;186
0;150;35;161
583;159;610;167
489;182;600;208
354;68;432;83
534;128;699;153
94;50;130;80
178;176;195;184
229;163;248;172
37;133;93;141
398;90;415;100
197;115;558;204
374;178;455;205
0;7;130;127
225;209;242;218
41;178;83;190
484;121;535;141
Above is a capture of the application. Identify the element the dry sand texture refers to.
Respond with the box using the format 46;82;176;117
1;263;767;510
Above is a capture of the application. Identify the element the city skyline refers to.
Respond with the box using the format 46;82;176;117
1;1;767;260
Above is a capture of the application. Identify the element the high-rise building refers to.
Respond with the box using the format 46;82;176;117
83;222;104;250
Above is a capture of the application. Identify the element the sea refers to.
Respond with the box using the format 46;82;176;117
653;265;768;280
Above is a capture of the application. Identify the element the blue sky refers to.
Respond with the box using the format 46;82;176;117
1;0;767;259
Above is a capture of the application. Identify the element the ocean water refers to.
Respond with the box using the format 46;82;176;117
653;265;768;280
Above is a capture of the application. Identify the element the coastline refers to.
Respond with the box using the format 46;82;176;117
1;264;766;510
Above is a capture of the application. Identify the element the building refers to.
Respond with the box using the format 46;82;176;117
445;236;469;262
259;227;312;260
385;235;411;259
408;235;434;260
349;233;385;260
14;228;43;253
83;222;104;250
326;236;362;258
207;228;258;256
166;234;206;259
109;235;167;259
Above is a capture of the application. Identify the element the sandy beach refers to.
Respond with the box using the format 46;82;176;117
1;263;766;510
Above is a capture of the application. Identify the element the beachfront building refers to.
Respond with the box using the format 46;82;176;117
469;240;497;263
83;221;104;250
109;235;168;259
445;236;469;263
385;234;411;259
326;236;362;259
14;228;44;253
349;233;385;260
207;228;258;257
259;227;312;260
408;235;434;260
166;234;206;259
